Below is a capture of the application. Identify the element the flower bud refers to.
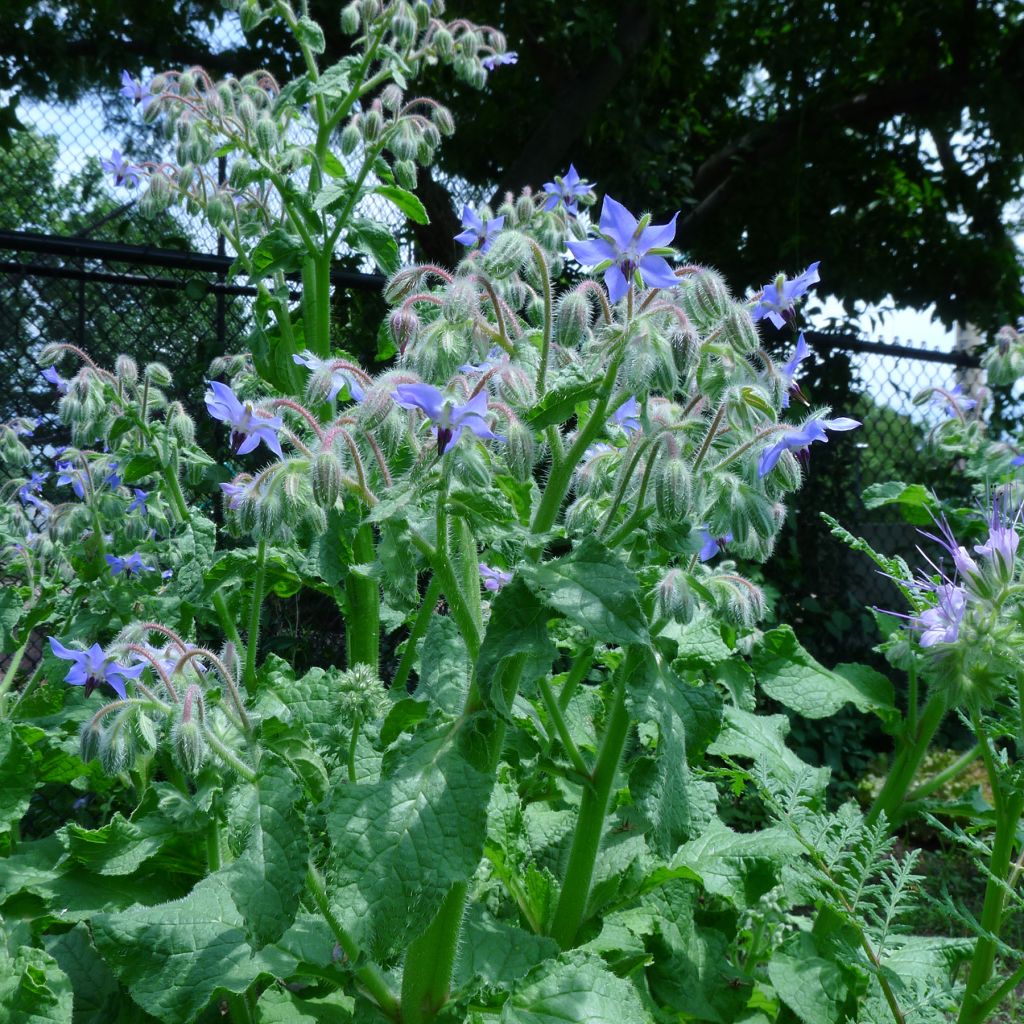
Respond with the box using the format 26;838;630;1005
414;0;430;28
172;718;206;775
431;104;455;136
176;163;196;192
389;306;420;353
167;403;196;444
178;70;196;95
206;193;227;228
80;719;103;762
654;569;696;624
395;159;417;190
392;8;417;47
720;304;759;356
654;457;692;522
340;1;360;33
336;663;389;723
37;343;63;367
340;120;361;157
362;107;383;142
482;231;528;280
255;115;277;151
442;280;477;323
145;362;173;387
708;571;766;628
380;84;404;113
389;119;420;161
359;0;381;20
680;269;731;331
433;27;455;60
100;720;134;776
115;354;139;383
312;450;346;508
458;30;479;59
770;448;803;492
563;496;601;536
503;418;535;483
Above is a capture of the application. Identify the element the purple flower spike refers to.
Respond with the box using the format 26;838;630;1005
120;70;153;111
699;529;733;562
479;563;513;592
100;149;141;189
292;352;365;402
42;366;70;394
481;52;518;72
205;382;284;458
48;637;145;699
780;333;812;409
567;195;679;304
454;206;505;253
542;164;593;217
392;383;501;455
611;396;642;434
751;262;821;330
758;416;860;477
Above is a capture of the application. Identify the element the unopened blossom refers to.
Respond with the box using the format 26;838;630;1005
100;149;141;188
481;52;518;72
205;382;284;458
120;70;153;111
479;564;513;592
567;196;678;304
758;417;860;477
127;488;149;515
699;529;733;562
751;262;821;330
42;366;70;394
542;165;593;217
106;552;157;576
48;637;145;699
974;508;1020;581
454;206;504;253
780;333;812;408
459;346;505;375
611;396;641;433
292;352;365;402
220;480;252;510
392;383;501;455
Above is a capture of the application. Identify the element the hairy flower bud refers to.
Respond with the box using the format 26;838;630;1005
392;8;417;47
380;84;404;113
483;230;529;279
654;457;692;522
336;663;389;723
458;29;479;59
362;107;384;143
654;569;696;624
172;718;206;775
431;104;455;136
178;70;196;95
395;159;417;190
359;0;381;20
145;362;173;387
413;0;430;28
433;27;455;60
100;719;135;776
115;354;139;383
167;402;196;445
255;115;277;151
707;571;766;628
340;120;361;157
80;719;103;763
680;269;731;331
442;280;477;324
312;450;346;508
503;418;535;483
720;304;759;356
340;1;360;32
389;306;420;354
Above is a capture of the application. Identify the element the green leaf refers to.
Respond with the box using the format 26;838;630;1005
257;987;354;1023
0;945;73;1024
0;723;36;834
501;950;651;1024
0;589;22;648
312;179;358;214
61;812;174;876
295;15;326;53
709;706;830;794
524;380;602;429
346;217;400;275
251;227;306;277
672;817;803;908
475;578;556;715
861;481;938;525
121;454;161;485
767;933;847;1024
453;904;560;991
375;184;429;225
44;925;123;1024
666;614;732;670
325;724;493;956
91;875;299;1022
225;753;309;949
520;537;648;647
416;615;471;714
752;626;896;724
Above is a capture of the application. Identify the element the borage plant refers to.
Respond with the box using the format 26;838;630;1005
2;2;1009;1023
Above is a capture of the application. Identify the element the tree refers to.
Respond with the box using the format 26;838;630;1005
3;0;1022;325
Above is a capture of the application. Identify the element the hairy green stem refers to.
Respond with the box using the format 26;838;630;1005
393;577;443;693
538;675;591;779
245;539;267;690
549;649;636;948
905;743;981;804
306;865;400;1020
866;692;946;827
0;635;31;702
345;522;380;671
558;645;595;713
347;713;361;784
213;590;245;654
531;241;554;391
202;726;257;783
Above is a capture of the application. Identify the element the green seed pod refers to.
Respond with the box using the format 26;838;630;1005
312;450;346;508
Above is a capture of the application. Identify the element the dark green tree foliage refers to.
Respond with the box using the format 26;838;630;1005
5;1;1022;323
